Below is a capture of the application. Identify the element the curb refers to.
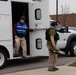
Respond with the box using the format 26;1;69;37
65;61;76;66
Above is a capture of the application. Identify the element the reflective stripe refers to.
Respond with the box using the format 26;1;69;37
17;26;27;29
17;29;26;31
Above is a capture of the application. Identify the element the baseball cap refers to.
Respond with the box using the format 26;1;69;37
20;16;25;20
51;22;58;26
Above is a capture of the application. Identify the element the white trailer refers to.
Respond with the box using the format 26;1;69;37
0;0;49;69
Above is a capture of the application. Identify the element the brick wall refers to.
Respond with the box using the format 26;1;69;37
50;13;76;27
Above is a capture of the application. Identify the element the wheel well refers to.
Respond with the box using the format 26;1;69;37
0;45;10;58
68;38;76;48
70;38;76;43
66;34;76;50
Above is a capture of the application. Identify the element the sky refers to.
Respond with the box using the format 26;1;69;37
49;0;76;15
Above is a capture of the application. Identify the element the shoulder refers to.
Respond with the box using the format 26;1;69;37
24;23;28;28
24;23;27;26
49;28;55;33
49;28;56;35
16;22;20;25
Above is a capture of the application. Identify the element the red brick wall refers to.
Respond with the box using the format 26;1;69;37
50;13;76;27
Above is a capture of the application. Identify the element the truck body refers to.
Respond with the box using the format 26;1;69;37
0;0;49;69
0;0;76;69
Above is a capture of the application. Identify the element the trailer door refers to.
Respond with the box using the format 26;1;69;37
29;1;49;56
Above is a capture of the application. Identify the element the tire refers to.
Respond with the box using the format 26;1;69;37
70;42;76;57
0;50;7;69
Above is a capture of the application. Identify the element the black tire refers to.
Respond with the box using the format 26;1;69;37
0;50;7;69
70;42;76;57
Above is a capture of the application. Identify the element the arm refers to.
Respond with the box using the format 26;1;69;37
50;36;57;50
14;24;16;36
25;23;35;32
14;24;18;38
50;36;60;51
28;28;35;32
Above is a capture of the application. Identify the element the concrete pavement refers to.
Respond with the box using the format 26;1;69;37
2;66;76;75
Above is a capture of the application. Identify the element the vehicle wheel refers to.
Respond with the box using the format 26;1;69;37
70;42;76;57
0;50;7;69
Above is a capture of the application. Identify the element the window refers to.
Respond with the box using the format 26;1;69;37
0;0;8;1
56;23;62;31
36;38;42;49
35;9;41;20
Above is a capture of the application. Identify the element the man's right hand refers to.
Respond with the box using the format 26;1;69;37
15;36;18;39
53;46;60;51
56;48;60;51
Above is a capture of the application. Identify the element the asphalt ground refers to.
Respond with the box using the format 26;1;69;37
0;55;76;74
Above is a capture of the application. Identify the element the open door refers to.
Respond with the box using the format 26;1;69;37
11;2;30;56
29;1;49;56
